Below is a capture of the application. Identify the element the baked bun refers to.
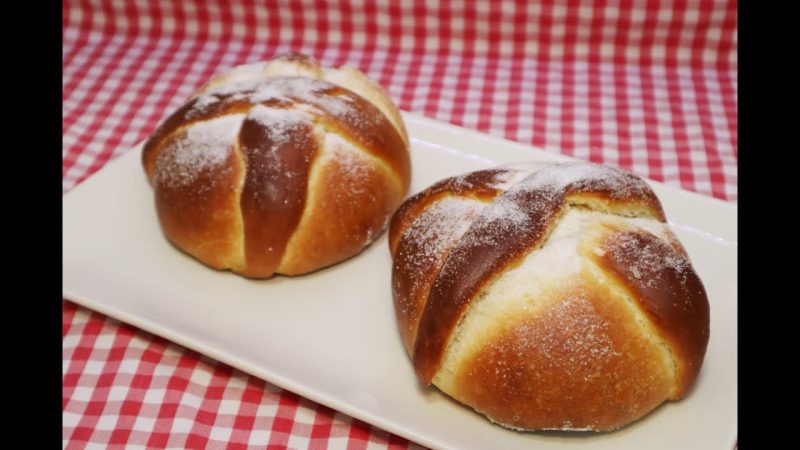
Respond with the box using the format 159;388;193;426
388;161;709;431
142;53;410;278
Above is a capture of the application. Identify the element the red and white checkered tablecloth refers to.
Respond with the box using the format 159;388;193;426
62;0;737;448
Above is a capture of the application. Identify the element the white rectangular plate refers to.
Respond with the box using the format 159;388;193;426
63;112;737;450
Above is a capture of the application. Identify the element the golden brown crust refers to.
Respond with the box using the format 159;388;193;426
279;133;407;275
594;228;710;397
142;100;252;182
142;54;410;278
322;64;409;148
391;195;487;354
389;168;531;354
389;161;709;431
412;187;567;382
450;283;674;431
152;127;245;270
407;163;667;384
309;85;410;190
388;168;511;254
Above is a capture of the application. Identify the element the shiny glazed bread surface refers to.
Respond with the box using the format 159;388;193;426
143;53;410;278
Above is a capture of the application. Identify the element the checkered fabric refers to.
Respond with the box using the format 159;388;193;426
63;301;417;449
63;0;737;448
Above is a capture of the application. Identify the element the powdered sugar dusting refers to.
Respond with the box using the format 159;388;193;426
248;104;313;143
187;77;358;121
606;230;691;288
446;168;529;192
436;210;597;383
446;173;480;191
456;184;556;251
396;197;486;312
241;105;315;205
624;216;671;240
191;93;219;111
249;77;331;103
450;162;653;251
303;132;394;249
316;132;373;204
402;197;485;276
471;294;621;412
517;295;620;369
486;168;533;190
154;114;245;187
518;162;650;199
478;194;530;228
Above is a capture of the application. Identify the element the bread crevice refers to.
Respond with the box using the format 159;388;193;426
317;121;408;195
582;258;680;395
229;130;247;271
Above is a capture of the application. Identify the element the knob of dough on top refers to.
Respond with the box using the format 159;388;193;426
142;53;411;279
388;161;710;432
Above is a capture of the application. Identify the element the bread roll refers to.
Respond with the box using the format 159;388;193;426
142;53;410;278
388;161;709;431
